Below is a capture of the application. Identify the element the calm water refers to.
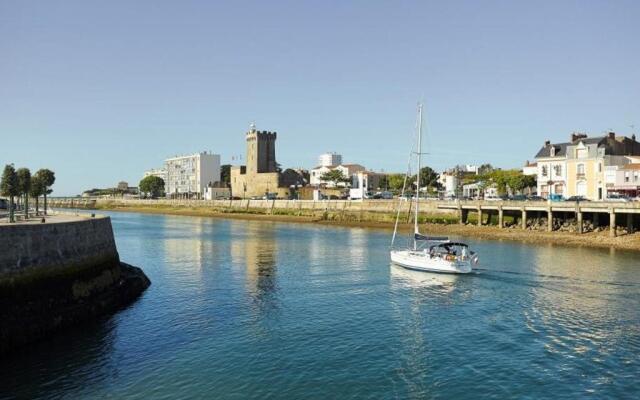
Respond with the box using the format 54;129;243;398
2;212;640;399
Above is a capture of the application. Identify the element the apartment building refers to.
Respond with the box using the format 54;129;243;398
164;152;221;198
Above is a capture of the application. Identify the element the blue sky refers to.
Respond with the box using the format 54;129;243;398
1;0;639;195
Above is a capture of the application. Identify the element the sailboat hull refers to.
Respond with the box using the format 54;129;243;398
390;249;473;274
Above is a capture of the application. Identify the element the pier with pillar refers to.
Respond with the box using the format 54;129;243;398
442;200;640;237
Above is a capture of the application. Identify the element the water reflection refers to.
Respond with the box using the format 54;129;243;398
229;221;279;314
390;264;459;292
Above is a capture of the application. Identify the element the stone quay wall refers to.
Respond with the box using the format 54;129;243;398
0;215;118;278
0;215;150;355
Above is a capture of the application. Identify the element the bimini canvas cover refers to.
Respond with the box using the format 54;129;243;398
414;233;449;242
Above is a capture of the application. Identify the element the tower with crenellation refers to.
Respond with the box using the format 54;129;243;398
246;123;278;175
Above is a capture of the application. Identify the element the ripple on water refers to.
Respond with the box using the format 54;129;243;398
1;212;639;399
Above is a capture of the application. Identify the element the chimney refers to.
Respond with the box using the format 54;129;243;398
608;131;616;139
633;134;637;142
544;140;550;146
571;132;587;142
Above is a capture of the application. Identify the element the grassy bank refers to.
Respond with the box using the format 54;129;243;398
88;202;640;252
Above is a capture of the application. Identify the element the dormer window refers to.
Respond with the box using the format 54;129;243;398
550;147;556;157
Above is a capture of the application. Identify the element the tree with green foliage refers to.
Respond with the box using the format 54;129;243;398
320;169;350;187
478;163;495;175
34;169;55;215
16;168;31;219
220;164;231;187
412;166;440;193
386;174;406;192
1;164;19;223
139;175;165;198
30;174;45;216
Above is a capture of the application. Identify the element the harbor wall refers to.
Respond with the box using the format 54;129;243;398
0;216;150;354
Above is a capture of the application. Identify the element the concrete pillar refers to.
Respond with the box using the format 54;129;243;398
577;211;583;234
460;209;468;225
522;209;527;230
627;213;633;234
498;207;504;228
610;211;616;237
547;209;553;232
477;208;483;226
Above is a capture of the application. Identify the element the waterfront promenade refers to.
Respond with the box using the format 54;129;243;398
50;197;640;237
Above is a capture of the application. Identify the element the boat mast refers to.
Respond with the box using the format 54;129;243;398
414;103;423;248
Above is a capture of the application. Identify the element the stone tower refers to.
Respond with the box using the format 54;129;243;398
246;124;277;175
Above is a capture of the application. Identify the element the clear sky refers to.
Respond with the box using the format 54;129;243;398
1;0;639;195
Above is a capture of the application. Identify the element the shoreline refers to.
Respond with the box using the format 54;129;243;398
82;204;640;253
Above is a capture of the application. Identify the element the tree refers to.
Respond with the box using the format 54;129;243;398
387;174;406;192
34;169;55;215
320;169;350;187
220;164;231;187
16;168;31;219
30;174;45;216
412;166;440;193
139;175;165;199
0;164;19;223
478;163;495;175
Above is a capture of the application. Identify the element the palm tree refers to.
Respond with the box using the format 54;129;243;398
16;168;31;219
30;174;45;216
35;169;55;215
1;164;20;223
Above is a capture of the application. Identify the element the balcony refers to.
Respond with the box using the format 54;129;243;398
576;173;586;180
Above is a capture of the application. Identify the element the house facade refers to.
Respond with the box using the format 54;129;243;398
605;160;640;197
534;132;640;200
309;163;366;187
349;171;383;199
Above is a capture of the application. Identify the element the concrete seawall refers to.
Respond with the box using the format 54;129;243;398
0;215;150;354
50;198;455;223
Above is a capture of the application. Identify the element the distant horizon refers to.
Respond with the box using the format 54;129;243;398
2;1;638;196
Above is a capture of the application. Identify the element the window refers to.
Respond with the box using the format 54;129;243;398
576;148;587;158
541;166;548;177
635;172;639;183
598;163;602;173
625;172;630;183
577;164;585;175
554;165;562;177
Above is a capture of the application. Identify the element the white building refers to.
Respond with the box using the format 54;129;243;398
310;163;366;187
349;171;383;199
318;152;342;168
522;161;537;176
439;172;458;197
164;152;221;198
144;168;168;182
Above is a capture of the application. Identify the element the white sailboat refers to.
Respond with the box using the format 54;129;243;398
390;103;478;274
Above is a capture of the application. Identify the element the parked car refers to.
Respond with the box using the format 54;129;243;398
606;194;631;202
484;196;502;201
527;195;545;201
548;194;564;202
509;194;527;201
566;196;590;202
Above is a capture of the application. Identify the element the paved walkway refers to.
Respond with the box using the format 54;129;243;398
0;213;95;226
